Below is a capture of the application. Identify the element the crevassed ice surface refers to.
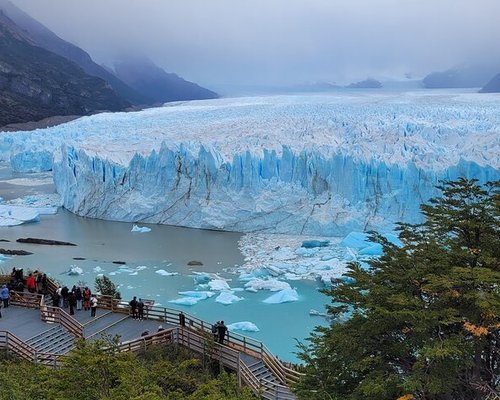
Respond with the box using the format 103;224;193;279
2;91;500;235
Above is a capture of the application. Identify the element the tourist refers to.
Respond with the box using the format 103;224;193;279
83;287;91;310
179;311;186;327
0;285;9;308
56;286;63;307
129;296;138;320
137;298;145;320
61;286;69;308
217;321;228;345
68;291;76;315
212;321;219;341
36;272;43;293
52;291;60;308
75;286;83;311
26;273;36;293
141;330;149;337
157;325;164;332
90;294;97;317
41;274;48;295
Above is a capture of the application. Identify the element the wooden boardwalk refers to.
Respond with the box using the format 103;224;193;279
0;277;300;400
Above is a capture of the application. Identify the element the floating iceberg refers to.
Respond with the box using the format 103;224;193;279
131;224;151;233
67;266;83;276
244;278;291;292
215;291;244;305
227;321;259;332
263;288;299;304
0;205;40;226
208;279;231;291
169;297;200;306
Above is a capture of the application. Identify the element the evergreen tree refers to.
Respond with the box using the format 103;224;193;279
95;275;121;299
296;179;499;400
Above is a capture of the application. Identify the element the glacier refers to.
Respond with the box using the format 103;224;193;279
1;91;499;236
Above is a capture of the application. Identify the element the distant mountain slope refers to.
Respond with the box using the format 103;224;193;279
0;0;149;105
0;11;128;126
423;65;498;88
479;73;500;93
346;78;382;88
113;57;218;103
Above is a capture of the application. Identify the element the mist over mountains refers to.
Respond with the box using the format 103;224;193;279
0;0;218;127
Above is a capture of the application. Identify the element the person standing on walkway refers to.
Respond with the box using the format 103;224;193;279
179;312;186;327
90;295;97;317
68;291;76;315
83;287;91;311
75;287;83;311
137;298;145;320
0;285;9;308
217;321;228;345
26;273;36;293
129;296;138;320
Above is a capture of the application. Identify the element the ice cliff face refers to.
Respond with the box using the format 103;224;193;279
3;91;500;235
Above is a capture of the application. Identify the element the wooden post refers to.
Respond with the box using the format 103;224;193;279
237;353;242;393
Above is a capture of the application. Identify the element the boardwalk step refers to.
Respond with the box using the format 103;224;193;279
26;325;60;345
27;325;76;354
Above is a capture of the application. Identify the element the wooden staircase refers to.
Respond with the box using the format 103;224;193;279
26;325;75;356
0;275;302;399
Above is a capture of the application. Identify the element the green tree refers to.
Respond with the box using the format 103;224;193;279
296;179;500;400
95;275;121;299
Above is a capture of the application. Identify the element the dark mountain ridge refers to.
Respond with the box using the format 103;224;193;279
480;73;500;93
113;57;218;103
0;0;149;104
423;64;498;89
0;11;128;126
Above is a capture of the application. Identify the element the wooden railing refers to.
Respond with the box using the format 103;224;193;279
115;328;175;353
0;330;36;361
40;306;84;338
0;330;65;367
93;293;303;385
8;291;43;309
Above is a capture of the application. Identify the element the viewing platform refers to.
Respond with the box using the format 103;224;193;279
0;275;300;400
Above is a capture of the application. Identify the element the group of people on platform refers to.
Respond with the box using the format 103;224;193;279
53;285;97;317
212;320;228;344
7;267;49;294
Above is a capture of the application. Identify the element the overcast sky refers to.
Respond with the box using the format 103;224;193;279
10;0;500;88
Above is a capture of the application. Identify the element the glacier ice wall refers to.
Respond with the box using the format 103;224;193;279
2;92;499;236
52;143;498;236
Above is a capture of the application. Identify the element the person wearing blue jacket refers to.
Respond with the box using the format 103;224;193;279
0;285;9;308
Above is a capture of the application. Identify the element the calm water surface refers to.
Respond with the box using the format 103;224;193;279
0;165;329;362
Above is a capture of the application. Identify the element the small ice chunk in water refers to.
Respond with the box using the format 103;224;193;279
155;269;178;276
215;291;244;305
227;321;259;332
93;266;103;273
263;288;299;304
131;224;151;233
178;291;215;299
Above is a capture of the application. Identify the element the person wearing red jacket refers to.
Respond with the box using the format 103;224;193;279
26;273;36;293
